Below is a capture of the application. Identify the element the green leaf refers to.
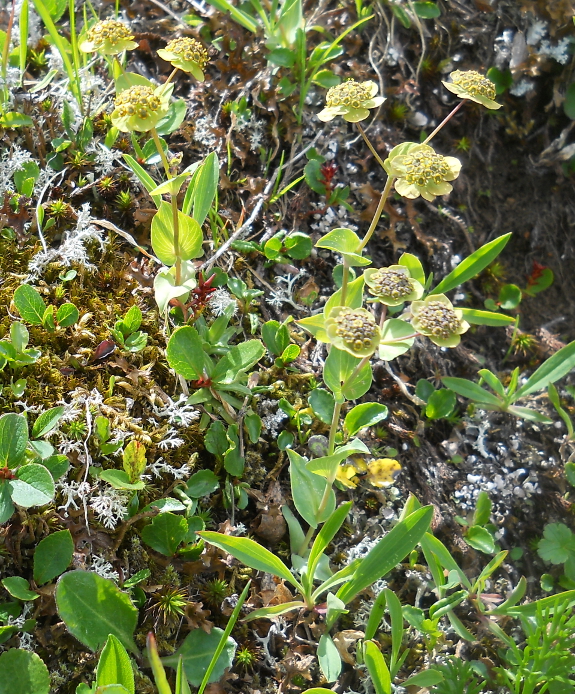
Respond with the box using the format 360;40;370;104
0;413;29;468
460;308;515;326
11;463;55;507
537;523;575;564
13;284;46;325
432;233;511;295
309;389;335;424
364;641;391;694
96;635;135;694
412;1;441;19
378;318;416;360
441;377;503;407
465;526;495;554
155;99;187;136
184;470;220;497
56;302;79;327
0;112;34;128
344;403;388;436
498;284;522;310
0;481;14;524
267;47;296;67
296;314;327;342
402;670;444;687
565;82;575;120
324;347;372;402
32;406;64;438
141;513;188;556
191;152;219;225
506;405;552;424
487;67;513;94
34;529;74;584
212;340;265;384
1;576;39;601
198;532;303;591
307;502;352;585
162;628;236;686
324;275;365;317
306;439;370;479
123;154;161;207
205;420;228;458
318;634;341;682
0;649;50;694
56;571;139;653
123;305;142;334
312;69;340;88
167;326;205;380
288;449;335;529
243;601;306;622
151;202;203;265
316;228;369;267
515;340;575;399
425;389;456;420
100;470;145;490
473;491;492;526
337;506;433;604
506;591;575;618
398;252;425;286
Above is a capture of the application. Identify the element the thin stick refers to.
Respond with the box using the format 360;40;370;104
356;122;387;171
358;175;395;252
423;100;465;145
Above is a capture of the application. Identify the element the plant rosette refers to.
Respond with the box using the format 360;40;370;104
384;142;461;202
318;80;385;123
80;19;138;55
364;265;424;306
325;306;381;358
111;79;173;133
410;294;470;348
157;37;209;81
442;70;501;110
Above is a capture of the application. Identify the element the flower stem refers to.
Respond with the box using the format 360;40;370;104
379;304;388;330
339;258;350;307
150;127;171;179
164;67;180;86
358;175;395;252
327;401;343;457
356;122;387;172
423;100;465;145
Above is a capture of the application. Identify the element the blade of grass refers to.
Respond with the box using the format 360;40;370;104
197;580;251;694
19;0;29;86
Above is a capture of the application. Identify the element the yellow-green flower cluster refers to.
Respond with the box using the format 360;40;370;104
326;307;380;357
111;84;171;132
364;266;423;306
318;80;385;123
80;19;138;56
442;70;501;110
157;38;209;81
384;143;461;202
411;294;469;348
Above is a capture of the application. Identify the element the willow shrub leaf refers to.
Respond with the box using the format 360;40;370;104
167;326;205;380
56;302;79;327
344;402;388;436
33;529;74;584
141;513;188;556
318;633;342;682
96;635;135;694
198;531;303;592
0;413;28;468
13;284;46;325
288;449;335;529
0;482;14;524
100;469;145;491
1;576;38;601
0;649;50;694
10;463;54;507
515;339;575;399
364;641;391;694
211;340;265;384
473;490;492;526
32;406;64;438
162;628;236;686
337;505;433;604
56;571;139;653
432;233;511;295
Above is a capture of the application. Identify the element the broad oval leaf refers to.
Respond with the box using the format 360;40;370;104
56;571;139;653
33;529;74;584
0;648;50;694
141;513;188;555
379;318;416;360
318;633;342;683
166;326;205;380
32;406;65;439
0;413;28;468
56;302;79;327
432;233;511;295
211;340;265;384
11;463;55;507
151;201;203;265
344;402;388;436
162;628;236;687
13;284;46;325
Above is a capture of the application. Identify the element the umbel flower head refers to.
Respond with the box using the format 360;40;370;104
325;306;380;357
442;70;501;110
411;294;469;347
384;142;461;202
318;80;385;123
157;37;209;81
111;82;172;132
364;265;424;306
80;19;138;55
